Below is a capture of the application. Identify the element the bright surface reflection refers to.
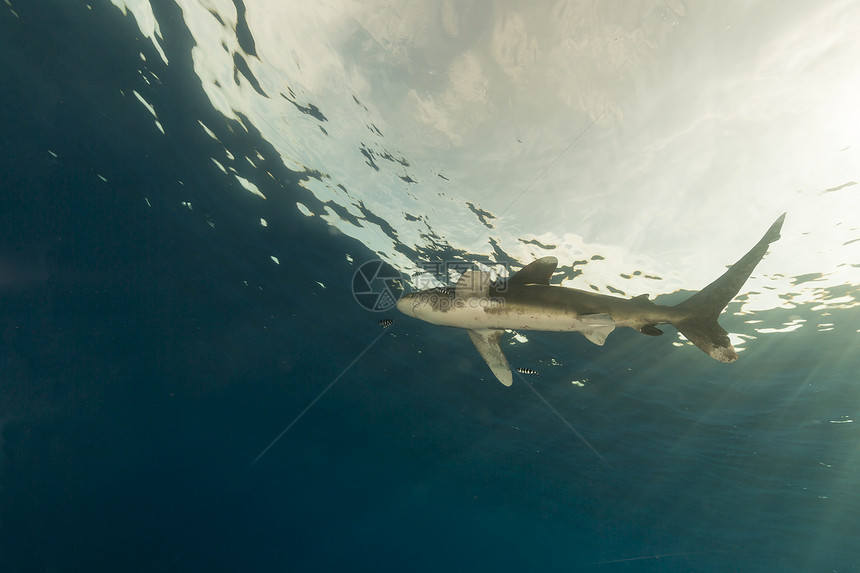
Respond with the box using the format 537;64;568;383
115;0;859;319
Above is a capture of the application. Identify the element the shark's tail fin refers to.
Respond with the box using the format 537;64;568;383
669;214;785;362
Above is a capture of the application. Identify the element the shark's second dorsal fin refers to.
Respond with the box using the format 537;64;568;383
455;270;493;298
508;256;559;286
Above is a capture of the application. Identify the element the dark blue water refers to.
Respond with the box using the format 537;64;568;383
2;2;859;572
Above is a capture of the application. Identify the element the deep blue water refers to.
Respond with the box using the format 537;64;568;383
2;2;859;572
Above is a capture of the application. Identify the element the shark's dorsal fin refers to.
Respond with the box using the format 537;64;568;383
455;269;493;298
466;329;512;386
509;256;559;286
632;293;650;301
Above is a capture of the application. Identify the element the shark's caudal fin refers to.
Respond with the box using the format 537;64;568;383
670;213;785;362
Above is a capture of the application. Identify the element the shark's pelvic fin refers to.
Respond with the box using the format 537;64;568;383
466;329;513;386
508;256;559;286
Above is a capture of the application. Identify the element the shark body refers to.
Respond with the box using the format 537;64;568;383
396;214;785;385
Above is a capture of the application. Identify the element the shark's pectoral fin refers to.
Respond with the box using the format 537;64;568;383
579;313;616;346
466;329;512;386
581;327;613;346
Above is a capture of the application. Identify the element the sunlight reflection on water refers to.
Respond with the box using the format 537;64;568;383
113;0;859;330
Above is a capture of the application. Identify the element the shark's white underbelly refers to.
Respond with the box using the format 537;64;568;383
423;301;616;333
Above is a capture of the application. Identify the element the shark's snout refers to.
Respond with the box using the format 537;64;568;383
395;294;414;316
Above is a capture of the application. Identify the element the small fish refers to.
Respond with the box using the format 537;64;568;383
435;287;454;296
378;318;394;328
517;367;539;376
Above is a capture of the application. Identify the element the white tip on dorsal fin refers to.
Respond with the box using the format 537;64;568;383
578;313;616;346
466;329;513;386
455;269;493;299
508;256;558;286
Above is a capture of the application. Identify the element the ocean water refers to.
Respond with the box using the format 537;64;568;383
2;1;859;572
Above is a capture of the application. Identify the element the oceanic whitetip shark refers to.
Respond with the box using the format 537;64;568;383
396;214;785;386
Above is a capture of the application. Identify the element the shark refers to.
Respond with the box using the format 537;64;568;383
396;214;785;386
